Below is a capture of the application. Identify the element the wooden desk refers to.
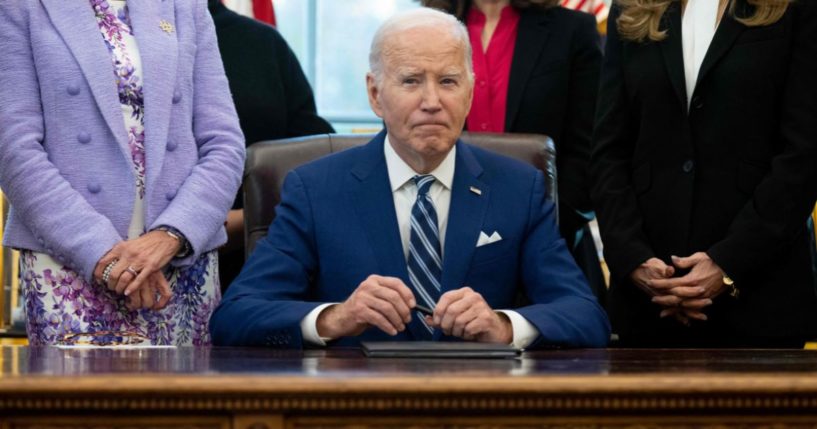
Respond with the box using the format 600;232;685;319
3;346;817;428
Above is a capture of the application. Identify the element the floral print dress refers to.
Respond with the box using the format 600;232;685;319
21;0;220;346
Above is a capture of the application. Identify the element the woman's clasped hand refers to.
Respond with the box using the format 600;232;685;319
93;230;182;311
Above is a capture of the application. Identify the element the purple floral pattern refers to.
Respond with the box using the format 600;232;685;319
21;250;220;346
91;0;146;198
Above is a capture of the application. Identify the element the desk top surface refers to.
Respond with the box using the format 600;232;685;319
4;346;817;413
3;346;817;378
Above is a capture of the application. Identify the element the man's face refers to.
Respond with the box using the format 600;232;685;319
367;27;473;170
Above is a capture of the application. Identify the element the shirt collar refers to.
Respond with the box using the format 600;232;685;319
384;134;456;193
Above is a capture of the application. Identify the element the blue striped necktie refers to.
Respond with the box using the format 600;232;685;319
407;174;442;338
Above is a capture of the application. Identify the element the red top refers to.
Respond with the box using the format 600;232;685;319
465;6;520;133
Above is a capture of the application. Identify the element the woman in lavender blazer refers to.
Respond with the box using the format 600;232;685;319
0;0;245;345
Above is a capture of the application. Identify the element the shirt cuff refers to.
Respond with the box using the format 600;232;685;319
300;303;338;346
496;310;539;350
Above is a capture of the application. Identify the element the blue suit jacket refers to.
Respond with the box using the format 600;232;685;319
210;132;610;348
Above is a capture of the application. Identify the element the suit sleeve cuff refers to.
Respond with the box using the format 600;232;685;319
300;303;338;346
496;310;539;350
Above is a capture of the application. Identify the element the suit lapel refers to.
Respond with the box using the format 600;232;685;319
505;10;551;131
348;132;410;285
659;1;688;111
440;142;489;295
128;0;178;198
695;9;745;91
41;0;130;154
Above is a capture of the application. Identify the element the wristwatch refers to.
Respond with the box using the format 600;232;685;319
723;274;739;299
154;226;191;258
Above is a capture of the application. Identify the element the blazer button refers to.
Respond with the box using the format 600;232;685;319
691;96;703;109
87;183;101;194
67;84;80;96
166;141;178;152
77;132;92;144
682;160;695;173
166;190;177;201
172;91;182;104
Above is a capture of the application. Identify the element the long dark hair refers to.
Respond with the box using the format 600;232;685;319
419;0;560;20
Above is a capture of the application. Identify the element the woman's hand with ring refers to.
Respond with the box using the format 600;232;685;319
94;230;180;302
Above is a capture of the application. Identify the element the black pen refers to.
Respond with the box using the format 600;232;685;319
414;304;434;316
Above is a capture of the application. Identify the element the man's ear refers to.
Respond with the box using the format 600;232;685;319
366;73;384;118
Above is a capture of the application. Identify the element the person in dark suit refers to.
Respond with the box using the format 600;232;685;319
420;0;606;306
208;0;335;290
210;7;610;349
591;0;817;347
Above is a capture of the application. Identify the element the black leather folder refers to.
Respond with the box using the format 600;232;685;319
361;341;521;359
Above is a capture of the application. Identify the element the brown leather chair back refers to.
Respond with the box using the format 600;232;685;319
243;132;557;256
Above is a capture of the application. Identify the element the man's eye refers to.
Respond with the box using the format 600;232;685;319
441;78;457;85
403;78;419;85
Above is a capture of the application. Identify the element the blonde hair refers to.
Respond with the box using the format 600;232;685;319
616;0;791;43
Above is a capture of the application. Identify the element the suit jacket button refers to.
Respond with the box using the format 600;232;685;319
77;132;91;144
166;190;176;200
691;96;703;109
67;84;80;96
87;183;101;194
682;160;694;173
166;141;177;152
172;91;182;104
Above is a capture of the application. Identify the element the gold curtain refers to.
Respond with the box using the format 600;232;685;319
0;190;19;331
0;190;4;329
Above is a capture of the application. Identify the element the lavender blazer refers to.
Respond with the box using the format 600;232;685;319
0;0;245;282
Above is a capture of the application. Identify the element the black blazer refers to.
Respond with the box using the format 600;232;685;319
505;7;602;239
591;1;817;346
208;1;334;168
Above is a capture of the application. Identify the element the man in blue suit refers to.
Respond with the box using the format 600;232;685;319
210;8;610;349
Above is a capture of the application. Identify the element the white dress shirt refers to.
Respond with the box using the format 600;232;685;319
300;136;539;349
682;0;720;108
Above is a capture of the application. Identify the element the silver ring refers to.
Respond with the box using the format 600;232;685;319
125;266;140;277
102;259;118;283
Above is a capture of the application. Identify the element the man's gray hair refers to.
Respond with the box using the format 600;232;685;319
369;7;474;84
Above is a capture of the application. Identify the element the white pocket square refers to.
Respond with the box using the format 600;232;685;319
476;231;502;247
